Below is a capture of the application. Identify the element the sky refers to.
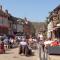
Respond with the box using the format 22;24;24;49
0;0;60;22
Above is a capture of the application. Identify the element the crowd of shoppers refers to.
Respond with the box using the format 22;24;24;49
0;32;45;56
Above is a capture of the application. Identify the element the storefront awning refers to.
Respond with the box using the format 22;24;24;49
50;23;60;31
57;23;60;27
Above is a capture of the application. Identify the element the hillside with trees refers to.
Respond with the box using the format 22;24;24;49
32;22;47;33
31;22;47;39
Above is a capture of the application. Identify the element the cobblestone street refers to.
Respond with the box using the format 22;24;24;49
0;47;60;60
0;48;39;60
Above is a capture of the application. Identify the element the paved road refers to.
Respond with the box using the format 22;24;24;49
0;48;39;60
39;44;60;60
0;47;60;60
48;55;60;60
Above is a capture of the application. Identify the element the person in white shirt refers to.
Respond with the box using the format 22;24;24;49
19;39;28;54
44;38;53;47
38;32;44;51
38;33;43;41
19;40;27;46
37;33;44;44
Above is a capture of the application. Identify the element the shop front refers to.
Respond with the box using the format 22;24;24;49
0;25;9;35
46;23;60;54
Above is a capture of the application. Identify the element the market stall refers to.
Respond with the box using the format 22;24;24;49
46;23;60;54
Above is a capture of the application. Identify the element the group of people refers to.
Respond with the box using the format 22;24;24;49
0;34;17;54
18;35;37;56
18;32;45;56
0;32;45;55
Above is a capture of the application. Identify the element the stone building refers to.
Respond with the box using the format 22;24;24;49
8;14;18;35
23;18;31;36
0;5;34;36
0;5;24;35
48;5;60;40
8;15;24;35
0;5;9;35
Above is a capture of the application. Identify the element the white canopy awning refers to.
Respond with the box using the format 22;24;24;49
57;23;60;27
48;21;53;32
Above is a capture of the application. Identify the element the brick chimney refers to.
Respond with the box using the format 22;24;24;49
0;5;2;10
5;9;8;14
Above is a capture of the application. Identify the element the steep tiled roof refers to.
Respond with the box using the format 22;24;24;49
54;5;60;11
0;9;8;17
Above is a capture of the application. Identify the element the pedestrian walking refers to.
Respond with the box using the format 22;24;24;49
37;32;44;51
3;37;9;50
0;40;5;54
19;37;27;55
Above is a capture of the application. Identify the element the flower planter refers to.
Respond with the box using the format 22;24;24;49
47;46;60;55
